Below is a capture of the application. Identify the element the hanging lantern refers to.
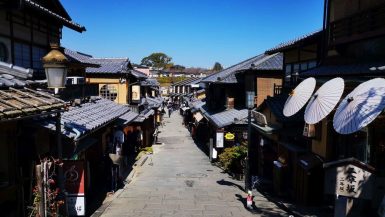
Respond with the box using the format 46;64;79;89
42;44;68;88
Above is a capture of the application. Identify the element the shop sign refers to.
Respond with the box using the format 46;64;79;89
252;111;267;126
63;161;86;216
324;162;373;199
216;131;224;148
225;132;235;141
131;85;141;101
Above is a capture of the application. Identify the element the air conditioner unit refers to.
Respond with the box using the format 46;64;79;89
66;76;85;85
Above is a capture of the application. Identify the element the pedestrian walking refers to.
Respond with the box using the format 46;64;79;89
168;107;172;118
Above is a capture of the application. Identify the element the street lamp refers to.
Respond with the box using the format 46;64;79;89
245;91;254;192
42;44;68;215
42;44;68;88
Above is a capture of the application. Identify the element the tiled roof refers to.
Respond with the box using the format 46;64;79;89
65;48;141;76
0;61;35;87
188;99;205;113
131;69;148;79
262;95;303;123
116;110;139;126
24;0;86;32
86;58;130;74
202;53;282;83
145;97;163;108
300;62;385;77
64;49;98;66
265;30;322;54
134;108;155;123
40;98;131;139
200;106;248;128
171;77;196;86
0;88;64;121
141;79;159;87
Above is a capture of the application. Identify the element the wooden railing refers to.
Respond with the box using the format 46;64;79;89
330;3;385;45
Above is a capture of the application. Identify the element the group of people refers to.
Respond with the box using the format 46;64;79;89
105;126;143;192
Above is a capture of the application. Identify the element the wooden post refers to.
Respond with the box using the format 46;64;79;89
35;164;44;217
334;196;354;217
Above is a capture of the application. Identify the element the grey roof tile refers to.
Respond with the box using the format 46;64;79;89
64;48;97;65
131;69;148;79
86;58;130;74
200;106;248;128
24;0;86;32
0;61;35;87
134;108;155;122
265;30;322;54
117;110;139;125
202;53;283;84
141;79;159;86
40;98;131;139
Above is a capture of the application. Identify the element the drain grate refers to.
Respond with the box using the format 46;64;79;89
177;173;207;178
185;180;194;187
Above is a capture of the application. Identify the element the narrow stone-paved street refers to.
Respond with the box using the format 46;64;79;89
98;111;289;217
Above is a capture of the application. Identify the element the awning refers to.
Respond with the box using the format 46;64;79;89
251;122;280;135
116;111;139;126
134;109;155;123
194;112;204;122
298;153;323;171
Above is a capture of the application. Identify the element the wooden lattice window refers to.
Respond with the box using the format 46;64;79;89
100;84;118;101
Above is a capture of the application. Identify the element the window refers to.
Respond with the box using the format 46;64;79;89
32;46;46;70
100;84;118;101
308;60;317;69
14;42;31;68
285;64;292;83
0;42;8;62
300;62;308;71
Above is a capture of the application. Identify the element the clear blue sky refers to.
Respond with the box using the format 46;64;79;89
61;0;324;69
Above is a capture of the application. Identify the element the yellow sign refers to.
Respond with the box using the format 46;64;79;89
224;132;235;141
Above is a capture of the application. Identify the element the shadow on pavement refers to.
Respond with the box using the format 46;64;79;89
87;154;136;216
216;179;244;191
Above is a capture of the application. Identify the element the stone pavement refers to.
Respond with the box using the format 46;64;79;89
98;110;291;217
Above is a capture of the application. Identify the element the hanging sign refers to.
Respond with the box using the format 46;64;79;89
324;160;374;199
224;132;235;141
63;160;86;216
131;85;141;101
216;131;224;148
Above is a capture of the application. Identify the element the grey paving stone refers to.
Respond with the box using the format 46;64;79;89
98;113;287;217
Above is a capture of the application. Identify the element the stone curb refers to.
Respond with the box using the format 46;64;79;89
90;153;150;217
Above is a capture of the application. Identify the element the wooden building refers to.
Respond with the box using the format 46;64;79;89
294;0;385;214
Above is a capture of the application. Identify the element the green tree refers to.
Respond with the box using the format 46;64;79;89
212;62;223;72
141;53;172;69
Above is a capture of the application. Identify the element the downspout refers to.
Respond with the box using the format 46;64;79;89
64;122;82;140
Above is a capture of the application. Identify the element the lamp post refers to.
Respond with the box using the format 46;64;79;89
42;44;68;215
245;91;254;192
42;44;68;89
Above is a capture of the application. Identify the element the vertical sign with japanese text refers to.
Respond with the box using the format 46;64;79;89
63;160;86;216
324;163;373;199
216;131;224;148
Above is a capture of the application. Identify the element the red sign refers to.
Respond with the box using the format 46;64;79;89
63;160;85;196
